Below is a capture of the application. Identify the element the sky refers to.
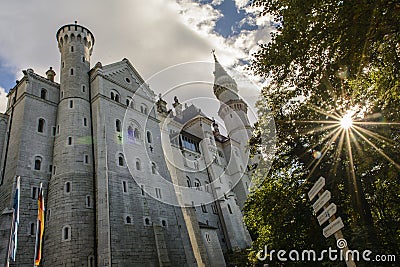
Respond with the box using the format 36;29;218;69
0;0;275;124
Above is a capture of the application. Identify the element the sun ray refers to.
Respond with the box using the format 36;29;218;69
306;127;343;180
352;127;400;169
332;129;346;177
352;125;396;145
298;125;341;159
306;103;342;121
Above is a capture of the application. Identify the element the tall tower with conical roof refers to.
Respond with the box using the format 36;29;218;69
44;22;96;266
212;52;252;159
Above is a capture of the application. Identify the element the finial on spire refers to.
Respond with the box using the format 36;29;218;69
211;49;218;62
75;21;78;25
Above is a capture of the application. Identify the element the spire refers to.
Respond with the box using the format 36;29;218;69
212;50;238;101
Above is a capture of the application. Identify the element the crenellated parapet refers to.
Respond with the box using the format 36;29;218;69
56;22;95;55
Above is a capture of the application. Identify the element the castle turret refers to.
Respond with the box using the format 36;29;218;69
212;52;252;153
44;22;96;266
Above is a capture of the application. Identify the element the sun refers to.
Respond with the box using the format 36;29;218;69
340;113;353;129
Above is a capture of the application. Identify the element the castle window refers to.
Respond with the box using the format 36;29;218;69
71;46;74;52
140;104;148;115
125;77;131;83
62;225;71;241
201;204;207;213
140;185;145;196
155;188;162;199
53;166;56;175
83;117;87;127
49;164;53;173
86;195;92;208
126;99;130;106
69;100;73;108
122;181;127;193
151;162;157;174
186;177;191;187
161;219;167;227
82;85;86;92
194;179;201;190
111;92;114;100
84;154;89;164
31;186;39;199
34;156;42;170
205;181;209;193
118;154;124;167
205;233;211;243
88;256;94;267
82;57;85;63
115;119;121;132
62;62;65;68
144;217;150;226
57;125;60;134
29;222;35;236
61;91;64;99
40;89;47;100
115;94;119;102
126;216;132;224
37;118;45;133
47;209;51;222
52;127;56;136
211;204;218;214
70;68;74;75
127;126;133;139
65;182;71;193
227;204;233;214
67;136;73;146
135;159;141;170
110;90;120;102
134;128;140;139
146;131;152;143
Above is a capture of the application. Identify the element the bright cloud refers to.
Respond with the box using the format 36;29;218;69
0;86;8;113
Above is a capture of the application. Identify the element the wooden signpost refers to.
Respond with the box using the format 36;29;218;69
308;176;356;267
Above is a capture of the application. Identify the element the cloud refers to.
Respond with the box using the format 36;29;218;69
0;86;8;113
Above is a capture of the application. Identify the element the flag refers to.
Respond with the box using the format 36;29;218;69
34;183;45;266
8;176;20;264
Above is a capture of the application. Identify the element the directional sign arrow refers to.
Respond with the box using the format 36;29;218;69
323;217;344;238
313;190;331;213
308;176;325;201
317;203;337;225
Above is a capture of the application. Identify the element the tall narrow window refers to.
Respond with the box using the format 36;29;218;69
186;177;191;187
71;46;74;52
115;119;121;132
38;118;45;133
88;256;94;267
40;89;47;100
34;156;42;170
140;185;145;196
82;85;86;92
151;162;157;174
111;92;115;100
126;216;132;224
128;126;133;139
69;100;73;108
194;179;201;190
62;226;71;241
227;204;233;214
115;94;120;102
118;155;124;167
68;136;72;145
30;222;35;236
70;68;74;75
83;117;87;126
31;186;38;199
155;188;162;199
84;154;89;164
135;159;141;170
86;195;91;208
145;218;150;225
65;182;71;193
122;181;127;193
146;131;152;143
134;128;140;139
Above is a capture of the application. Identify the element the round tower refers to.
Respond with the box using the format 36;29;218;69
212;53;252;149
44;22;96;266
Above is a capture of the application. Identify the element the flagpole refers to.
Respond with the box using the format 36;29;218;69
33;183;42;267
5;209;15;267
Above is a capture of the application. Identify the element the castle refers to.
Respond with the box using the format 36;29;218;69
0;23;254;267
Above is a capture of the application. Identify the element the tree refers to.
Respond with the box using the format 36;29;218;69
244;1;400;266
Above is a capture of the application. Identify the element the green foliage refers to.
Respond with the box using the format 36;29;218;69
244;0;400;266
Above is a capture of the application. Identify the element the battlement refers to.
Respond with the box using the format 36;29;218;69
56;23;95;54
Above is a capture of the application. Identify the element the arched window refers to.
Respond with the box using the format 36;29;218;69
111;92;115;100
111;90;120;102
140;104;148;114
40;89;47;100
186;177;191;187
161;220;167;227
115;119;121;132
135;159;141;171
151;162;157;174
145;218;150;225
62;225;71;241
126;216;131;224
227;204;233;214
118;154;124;166
70;68;74;75
115;94;120;102
65;182;71;193
34;156;42;170
38;118;45;133
146;131;152;143
128;126;134;139
194;179;201;190
134;128;140;139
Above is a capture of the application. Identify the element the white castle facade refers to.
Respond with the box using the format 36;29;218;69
0;23;254;267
